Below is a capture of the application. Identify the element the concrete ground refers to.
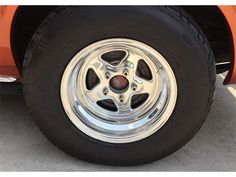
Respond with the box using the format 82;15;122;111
0;74;235;171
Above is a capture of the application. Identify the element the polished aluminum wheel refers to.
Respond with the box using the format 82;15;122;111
60;38;177;143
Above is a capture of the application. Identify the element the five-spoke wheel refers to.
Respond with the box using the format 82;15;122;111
61;38;177;143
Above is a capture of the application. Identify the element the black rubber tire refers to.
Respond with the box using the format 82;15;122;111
23;6;216;166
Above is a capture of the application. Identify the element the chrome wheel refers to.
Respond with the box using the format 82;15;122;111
60;38;177;143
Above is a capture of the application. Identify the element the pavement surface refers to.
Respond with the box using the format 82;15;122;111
0;74;235;171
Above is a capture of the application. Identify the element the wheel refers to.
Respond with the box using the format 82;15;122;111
23;6;216;166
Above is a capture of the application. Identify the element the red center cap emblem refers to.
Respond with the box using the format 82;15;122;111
110;75;128;90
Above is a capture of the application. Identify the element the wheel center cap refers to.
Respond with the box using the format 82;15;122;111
109;75;129;92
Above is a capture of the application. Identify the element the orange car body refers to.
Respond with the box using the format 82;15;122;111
0;6;20;79
0;5;236;84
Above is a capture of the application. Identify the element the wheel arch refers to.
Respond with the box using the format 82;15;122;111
10;6;58;72
10;6;235;83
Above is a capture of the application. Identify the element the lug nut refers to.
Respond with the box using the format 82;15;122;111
123;69;129;76
103;88;109;95
131;83;137;91
105;72;110;79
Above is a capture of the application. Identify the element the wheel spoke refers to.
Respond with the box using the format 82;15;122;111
110;94;132;113
88;58;107;82
125;52;141;81
85;83;107;102
133;76;154;95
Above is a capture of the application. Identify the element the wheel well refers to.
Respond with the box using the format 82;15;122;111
11;6;233;73
11;6;58;72
181;6;234;73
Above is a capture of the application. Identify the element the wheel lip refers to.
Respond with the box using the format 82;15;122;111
60;38;177;143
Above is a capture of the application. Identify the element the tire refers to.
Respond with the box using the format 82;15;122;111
23;6;216;166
